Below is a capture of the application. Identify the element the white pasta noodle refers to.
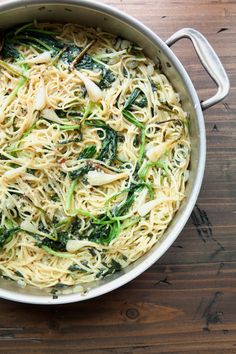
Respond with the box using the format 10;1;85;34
0;22;190;291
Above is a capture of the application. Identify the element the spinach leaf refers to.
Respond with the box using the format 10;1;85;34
76;53;95;71
112;183;144;217
68;264;87;272
61;44;115;89
68;145;97;180
78;145;97;160
2;24;63;57
38;216;82;251
1;28;21;60
39;231;69;251
122;90;147;165
88;223;110;243
98;68;116;89
122;110;144;129
135;95;148;108
14;31;63;55
123;88;147;110
85;119;117;164
88;220;120;245
68;217;82;238
60;44;80;64
61;44;95;70
68;165;91;181
0;226;20;248
55;108;83;120
102;259;122;276
97;128;117;163
1;41;21;60
123;88;141;110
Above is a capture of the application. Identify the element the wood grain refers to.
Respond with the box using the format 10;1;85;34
0;1;236;353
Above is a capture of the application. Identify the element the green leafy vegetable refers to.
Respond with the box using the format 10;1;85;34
15;31;63;55
78;145;97;160
1;41;21;60
0;75;28;119
39;232;69;252
138;160;169;180
138;128;146;165
60;44;81;65
68;264;87;272
67;145;97;208
122;110;145;129
68;165;91;181
112;183;145;217
61;44;116;89
66;179;79;211
55;108;83;120
123;88;141;110
2;23;63;58
37;217;82;252
68;145;97;181
0;28;29;121
41;245;73;258
0;226;20;248
0;59;25;77
123;88;147;110
122;90;147;165
98;68;116;89
88;220;120;245
59;124;81;131
102;259;122;276
71;39;96;68
135;95;148;108
85;119;118;164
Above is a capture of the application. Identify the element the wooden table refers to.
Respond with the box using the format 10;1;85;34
0;1;235;353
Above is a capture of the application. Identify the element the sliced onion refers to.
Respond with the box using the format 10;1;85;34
0;108;5;123
41;108;64;124
2;165;26;181
20;220;48;237
133;187;148;212
26;51;51;64
137;198;161;217
137;195;178;217
146;63;154;76
87;171;128;186
76;71;102;102
146;141;171;162
120;40;131;50
66;240;99;253
34;79;46;111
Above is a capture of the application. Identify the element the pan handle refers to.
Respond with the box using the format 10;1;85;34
165;28;230;110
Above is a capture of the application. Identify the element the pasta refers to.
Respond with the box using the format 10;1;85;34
0;22;190;291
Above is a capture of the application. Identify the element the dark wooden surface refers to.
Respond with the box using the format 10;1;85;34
0;1;236;353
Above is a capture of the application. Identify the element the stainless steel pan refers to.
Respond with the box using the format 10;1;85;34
0;0;229;304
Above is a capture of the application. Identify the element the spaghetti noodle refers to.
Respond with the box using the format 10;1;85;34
0;22;190;290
